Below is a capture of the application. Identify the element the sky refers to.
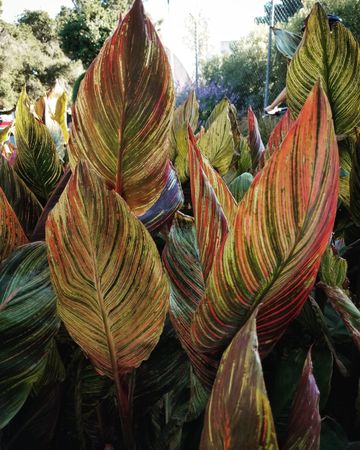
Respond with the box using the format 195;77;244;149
2;0;266;78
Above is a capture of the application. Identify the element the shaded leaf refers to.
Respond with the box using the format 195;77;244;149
320;245;347;288
69;0;174;216
283;350;321;450
14;88;62;203
200;315;279;450
320;417;348;450
286;3;360;136
228;172;253;202
0;188;28;262
191;84;339;362
0;242;59;428
350;130;360;226
0;155;43;237
272;27;302;59
248;106;265;170
46;161;169;379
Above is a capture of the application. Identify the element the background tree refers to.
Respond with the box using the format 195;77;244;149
57;0;132;67
18;10;57;43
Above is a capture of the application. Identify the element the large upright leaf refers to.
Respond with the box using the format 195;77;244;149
191;83;339;359
200;315;278;450
283;350;321;450
0;188;28;262
197;98;237;176
69;0;174;216
0;155;43;237
171;90;199;179
46;161;169;380
286;3;360;136
0;242;59;428
14;89;62;203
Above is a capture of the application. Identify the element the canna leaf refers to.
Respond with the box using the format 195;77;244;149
69;0;174;216
46;161;169;379
283;350;321;450
229;172;253;202
0;124;12;145
350;130;360;226
162;213;216;388
0;242;59;428
338;138;353;208
0;188;28;262
54;92;69;143
191;83;339;360
248;106;265;170
266;109;295;158
286;3;360;136
14;88;62;204
171;90;199;178
200;314;279;450
197;98;237;176
272;27;302;60
0;155;43;237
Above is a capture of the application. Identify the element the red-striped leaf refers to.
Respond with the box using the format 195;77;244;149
200;314;279;450
248;106;265;170
0;188;28;262
283;350;321;450
69;0;174;217
191;83;339;360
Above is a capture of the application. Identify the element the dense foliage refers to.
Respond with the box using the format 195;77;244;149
0;2;359;450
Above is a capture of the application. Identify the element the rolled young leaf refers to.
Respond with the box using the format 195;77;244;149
69;0;174;217
191;83;339;359
283;350;321;450
286;3;360;136
0;188;28;262
248;106;265;170
200;314;279;450
0;155;43;237
0;242;59;428
46;161;169;378
14;88;62;204
229;172;253;202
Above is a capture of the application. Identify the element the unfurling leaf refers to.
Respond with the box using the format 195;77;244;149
286;3;360;136
200;315;278;450
283;350;321;450
46;161;169;379
14;88;62;203
0;242;59;428
248;106;265;170
191;83;339;364
69;0;174;217
272;27;302;60
0;188;28;262
229;172;253;202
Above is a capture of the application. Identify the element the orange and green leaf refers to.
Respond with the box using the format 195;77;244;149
69;0;174;217
191;83;339;361
266;109;295;158
200;315;278;450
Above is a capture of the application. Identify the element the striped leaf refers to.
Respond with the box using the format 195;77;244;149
54;92;69;143
69;0;174;217
0;188;28;262
200;315;278;450
350;130;360;226
0;242;59;428
162;213;216;387
248;106;265;170
338;138;353;208
0;155;43;237
266;109;295;158
46;161;169;379
197;98;237;176
229;172;253;202
283;350;321;450
191;83;339;359
14;88;62;204
273;27;302;60
171;90;199;180
286;3;360;136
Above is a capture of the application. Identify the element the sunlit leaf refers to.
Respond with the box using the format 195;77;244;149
0;188;28;262
286;3;360;136
14;88;62;203
69;0;174;216
266;109;295;158
46;161;169;379
0;242;59;428
54;92;69;143
191;83;339;361
200;315;279;450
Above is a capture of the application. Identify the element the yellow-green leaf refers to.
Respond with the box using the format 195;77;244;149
286;3;360;136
